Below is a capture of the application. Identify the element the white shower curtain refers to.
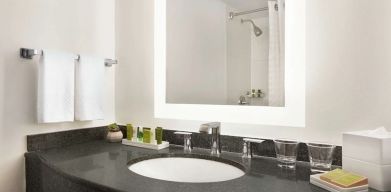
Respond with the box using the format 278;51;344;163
268;0;285;106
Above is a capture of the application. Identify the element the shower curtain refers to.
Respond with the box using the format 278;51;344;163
268;0;285;106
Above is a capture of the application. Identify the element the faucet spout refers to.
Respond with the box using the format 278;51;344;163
199;122;221;155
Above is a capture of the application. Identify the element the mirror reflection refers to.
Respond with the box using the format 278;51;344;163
166;0;285;106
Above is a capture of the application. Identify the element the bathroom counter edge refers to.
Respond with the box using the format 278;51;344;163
24;140;378;192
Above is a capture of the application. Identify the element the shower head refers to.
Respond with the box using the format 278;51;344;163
241;19;262;37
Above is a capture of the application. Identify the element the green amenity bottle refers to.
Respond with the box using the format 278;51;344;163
155;127;163;144
143;127;151;143
126;124;134;140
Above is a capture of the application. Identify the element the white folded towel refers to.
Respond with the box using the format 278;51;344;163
37;50;76;123
75;55;105;121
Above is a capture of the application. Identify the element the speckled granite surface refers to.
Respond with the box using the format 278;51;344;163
27;126;342;166
25;141;379;192
25;141;327;192
27;126;107;151
27;126;126;151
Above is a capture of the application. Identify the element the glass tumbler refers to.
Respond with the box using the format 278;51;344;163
307;142;335;173
274;139;299;169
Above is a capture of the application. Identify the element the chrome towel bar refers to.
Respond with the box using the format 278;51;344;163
20;48;118;67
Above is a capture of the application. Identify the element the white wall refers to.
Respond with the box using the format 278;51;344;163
166;0;227;105
116;0;391;147
0;0;115;191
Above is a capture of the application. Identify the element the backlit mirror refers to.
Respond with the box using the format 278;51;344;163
166;0;285;106
155;0;305;126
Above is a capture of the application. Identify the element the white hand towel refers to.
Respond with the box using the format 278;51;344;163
37;50;76;123
75;55;105;121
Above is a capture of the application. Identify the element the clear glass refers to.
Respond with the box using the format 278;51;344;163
307;142;335;173
274;139;299;169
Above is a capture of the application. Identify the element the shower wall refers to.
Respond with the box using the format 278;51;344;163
226;8;251;105
250;17;269;106
226;9;270;105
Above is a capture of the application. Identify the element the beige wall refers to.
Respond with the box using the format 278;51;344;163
0;0;115;191
116;0;391;146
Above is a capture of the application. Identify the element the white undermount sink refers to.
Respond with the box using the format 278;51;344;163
128;157;245;183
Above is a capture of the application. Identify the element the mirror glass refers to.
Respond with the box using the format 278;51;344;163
166;0;285;106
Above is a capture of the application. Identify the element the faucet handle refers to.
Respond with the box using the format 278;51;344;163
174;132;192;152
242;138;265;159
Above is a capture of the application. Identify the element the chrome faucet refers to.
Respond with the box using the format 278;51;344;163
199;122;221;155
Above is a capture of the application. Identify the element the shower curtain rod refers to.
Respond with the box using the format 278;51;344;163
229;4;278;19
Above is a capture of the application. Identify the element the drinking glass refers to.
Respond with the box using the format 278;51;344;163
307;142;335;173
274;139;299;169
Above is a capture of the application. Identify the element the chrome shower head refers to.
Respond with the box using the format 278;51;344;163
241;19;262;37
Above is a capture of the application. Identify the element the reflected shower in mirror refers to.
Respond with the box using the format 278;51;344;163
166;0;285;106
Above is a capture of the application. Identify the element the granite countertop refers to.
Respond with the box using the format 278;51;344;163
29;140;375;192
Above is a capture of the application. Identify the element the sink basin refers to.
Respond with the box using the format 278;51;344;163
128;156;245;183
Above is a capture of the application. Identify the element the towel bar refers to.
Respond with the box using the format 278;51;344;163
20;48;117;67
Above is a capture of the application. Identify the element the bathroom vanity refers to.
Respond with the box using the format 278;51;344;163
24;127;379;192
25;141;326;192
